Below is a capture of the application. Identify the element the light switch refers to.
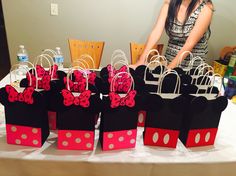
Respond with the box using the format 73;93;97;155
51;3;58;16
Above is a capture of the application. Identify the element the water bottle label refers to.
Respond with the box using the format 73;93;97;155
17;55;28;62
54;56;64;63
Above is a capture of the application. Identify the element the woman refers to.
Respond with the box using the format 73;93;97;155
132;0;214;69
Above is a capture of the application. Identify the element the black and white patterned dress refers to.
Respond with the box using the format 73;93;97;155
165;0;210;68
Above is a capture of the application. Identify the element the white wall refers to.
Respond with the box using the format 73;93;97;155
2;0;236;67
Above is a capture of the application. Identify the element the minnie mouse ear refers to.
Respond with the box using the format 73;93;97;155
129;67;135;74
96;79;109;94
100;66;109;78
206;86;219;94
135;65;147;78
181;84;198;94
180;74;192;85
133;76;147;93
57;70;67;80
160;74;178;93
20;78;29;87
213;96;228;112
153;65;165;74
173;67;184;75
190;96;208;114
0;87;9;106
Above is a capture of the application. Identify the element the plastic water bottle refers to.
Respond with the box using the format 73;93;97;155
54;47;64;69
16;45;29;76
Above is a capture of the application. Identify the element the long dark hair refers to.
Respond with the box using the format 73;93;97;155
165;0;213;34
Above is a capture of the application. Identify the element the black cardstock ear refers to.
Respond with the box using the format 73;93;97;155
206;86;219;94
190;96;208;114
213;96;228;112
135;65;146;78
161;74;178;93
180;74;192;85
0;87;9;106
173;67;185;75
57;70;67;80
129;68;135;75
153;65;165;74
100;66;109;78
96;79;109;94
20;78;29;87
180;84;198;94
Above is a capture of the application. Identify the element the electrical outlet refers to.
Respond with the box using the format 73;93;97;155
51;3;58;16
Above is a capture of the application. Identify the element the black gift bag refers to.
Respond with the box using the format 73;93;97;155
144;70;187;148
100;72;142;150
54;68;102;150
0;64;49;147
135;60;167;127
20;55;63;130
179;74;228;147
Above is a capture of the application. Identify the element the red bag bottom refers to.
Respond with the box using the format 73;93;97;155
144;127;179;148
58;130;94;150
137;111;146;127
6;124;42;147
185;128;218;147
102;129;137;151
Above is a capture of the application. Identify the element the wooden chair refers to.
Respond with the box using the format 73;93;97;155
68;39;105;69
130;42;164;64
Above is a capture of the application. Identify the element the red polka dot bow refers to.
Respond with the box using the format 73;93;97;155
63;77;86;93
109;90;136;108
5;85;34;104
74;70;96;85
26;73;51;91
107;64;128;83
36;64;58;79
61;89;91;107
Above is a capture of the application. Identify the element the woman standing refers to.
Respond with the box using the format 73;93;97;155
132;0;214;69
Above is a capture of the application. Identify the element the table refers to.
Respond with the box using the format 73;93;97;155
0;74;236;176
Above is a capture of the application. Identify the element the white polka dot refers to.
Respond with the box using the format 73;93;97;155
62;141;68;146
152;132;159;143
138;113;144;123
195;133;201;144
107;133;113;139
205;132;211;143
118;136;124;142
33;140;39;145
163;134;170;144
11;126;17;132
86;143;92;148
108;144;114;149
66;132;72;138
21;134;27;139
130;139;136;144
127;130;132;136
84;133;91;138
75;138;81;143
15;139;21;144
32;128;38;134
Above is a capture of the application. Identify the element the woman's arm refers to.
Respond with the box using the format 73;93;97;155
167;2;214;69
133;0;169;67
